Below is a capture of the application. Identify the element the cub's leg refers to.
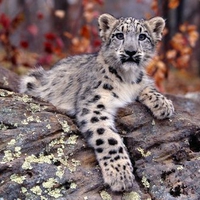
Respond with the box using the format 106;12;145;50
138;87;174;119
76;104;134;192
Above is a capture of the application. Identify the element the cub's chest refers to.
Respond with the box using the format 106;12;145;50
98;81;144;109
115;83;143;104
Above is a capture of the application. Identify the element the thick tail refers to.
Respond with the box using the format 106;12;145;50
19;67;45;95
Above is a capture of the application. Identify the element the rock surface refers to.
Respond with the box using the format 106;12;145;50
0;66;200;200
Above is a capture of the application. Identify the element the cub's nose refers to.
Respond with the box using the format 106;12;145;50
125;50;137;57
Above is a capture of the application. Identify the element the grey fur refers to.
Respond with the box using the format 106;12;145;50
20;13;174;192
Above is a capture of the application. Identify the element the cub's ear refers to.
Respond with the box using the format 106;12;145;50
146;17;165;41
98;13;118;42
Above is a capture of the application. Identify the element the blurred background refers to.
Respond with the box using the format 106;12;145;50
0;0;199;94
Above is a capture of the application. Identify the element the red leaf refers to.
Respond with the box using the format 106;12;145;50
44;42;53;53
27;24;38;36
11;12;24;30
56;37;64;48
95;0;104;5
45;33;56;40
37;11;44;20
81;25;90;39
20;40;29;49
93;39;101;48
0;13;10;30
38;54;53;65
168;0;180;9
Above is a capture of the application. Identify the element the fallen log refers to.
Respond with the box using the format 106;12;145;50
0;67;200;200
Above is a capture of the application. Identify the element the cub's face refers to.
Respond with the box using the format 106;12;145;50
98;14;165;71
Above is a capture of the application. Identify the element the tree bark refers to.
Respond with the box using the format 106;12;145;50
0;66;200;200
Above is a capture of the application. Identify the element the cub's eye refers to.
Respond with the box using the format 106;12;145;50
138;34;146;41
115;33;124;40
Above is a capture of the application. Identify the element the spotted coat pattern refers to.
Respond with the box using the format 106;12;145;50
20;13;174;192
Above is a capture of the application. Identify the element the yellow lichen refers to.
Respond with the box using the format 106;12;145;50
22;154;54;170
41;196;48;200
42;178;64;198
14;146;21;157
66;135;78;145
1;150;14;163
57;157;68;166
70;182;77;189
21;187;27;193
15;94;33;103
57;118;70;132
0;123;8;130
141;176;150;188
10;174;26;184
35;116;41;122
177;165;184;170
22;116;41;124
48;188;63;198
42;178;57;189
100;190;112;200
71;159;81;171
7;139;16;146
30;185;42;196
1;146;22;163
49;136;65;148
57;148;64;157
29;103;41;112
122;191;141;200
46;124;51;129
0;90;14;97
151;120;155;126
27;116;34;121
14;123;18;127
22;115;42;124
56;166;64;179
56;157;81;172
21;119;29;125
22;156;33;170
137;147;151;157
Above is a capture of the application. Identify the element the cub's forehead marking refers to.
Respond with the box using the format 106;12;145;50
119;17;144;24
125;18;132;24
117;17;146;33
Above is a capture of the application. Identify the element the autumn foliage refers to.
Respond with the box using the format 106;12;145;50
0;12;25;67
0;0;199;92
147;0;199;91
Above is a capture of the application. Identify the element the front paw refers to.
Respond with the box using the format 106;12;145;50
102;160;134;192
151;97;174;119
99;150;134;192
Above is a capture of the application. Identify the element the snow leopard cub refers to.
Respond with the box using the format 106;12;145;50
20;13;174;192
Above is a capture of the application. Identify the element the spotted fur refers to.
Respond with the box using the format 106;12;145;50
20;13;174;192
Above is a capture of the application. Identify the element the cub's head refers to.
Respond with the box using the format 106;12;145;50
98;13;165;72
